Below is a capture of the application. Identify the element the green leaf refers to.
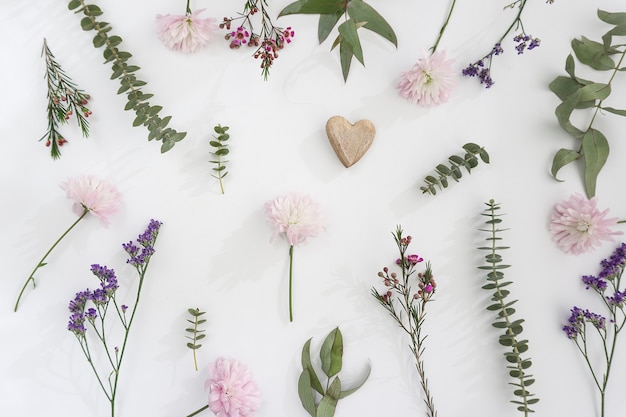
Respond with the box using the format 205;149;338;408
338;362;371;398
318;12;343;43
68;0;81;10
320;327;343;378
93;33;107;48
81;17;95;30
279;0;345;17
339;40;354;82
550;148;581;181
597;9;626;27
572;36;616;70
346;0;398;46
582;128;609;198
338;20;364;66
549;76;593;107
602;107;626;116
161;139;175;153
317;378;341;417
301;339;324;395
297;369;317;417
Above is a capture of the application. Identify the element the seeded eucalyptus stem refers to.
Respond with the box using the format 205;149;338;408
14;207;89;312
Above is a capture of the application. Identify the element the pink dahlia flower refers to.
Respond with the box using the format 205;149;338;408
398;50;456;106
156;9;217;53
549;193;623;255
264;193;325;246
206;358;261;417
60;175;121;226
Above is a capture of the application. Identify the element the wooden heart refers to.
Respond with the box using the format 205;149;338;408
325;116;376;168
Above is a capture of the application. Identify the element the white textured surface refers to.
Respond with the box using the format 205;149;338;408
1;0;626;416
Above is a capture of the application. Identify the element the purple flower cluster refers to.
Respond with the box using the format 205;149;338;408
563;306;606;339
513;34;540;54
607;290;626;307
582;275;608;292
122;219;162;267
67;265;119;336
461;43;502;88
599;242;626;280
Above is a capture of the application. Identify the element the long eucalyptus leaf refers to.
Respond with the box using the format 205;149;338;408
582;129;609;198
279;0;345;17
346;0;397;46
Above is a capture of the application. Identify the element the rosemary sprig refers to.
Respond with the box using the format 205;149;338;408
41;38;92;159
209;125;230;194
185;308;207;372
478;200;539;416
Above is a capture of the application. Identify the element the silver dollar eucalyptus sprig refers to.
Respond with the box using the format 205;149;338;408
209;125;230;194
549;9;626;198
478;200;539;416
420;142;489;195
298;327;370;417
67;0;187;153
41;38;92;159
185;307;207;372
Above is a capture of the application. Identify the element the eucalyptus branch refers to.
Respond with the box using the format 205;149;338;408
209;125;230;194
420;143;489;195
478;200;539;416
185;308;207;372
40;38;92;159
548;9;626;198
67;0;186;153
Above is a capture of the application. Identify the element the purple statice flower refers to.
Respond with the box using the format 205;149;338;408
513;34;541;54
124;219;162;267
606;290;626;307
91;264;118;296
462;56;495;88
68;289;91;336
85;307;98;321
599;243;626;280
563;307;607;339
582;275;608;292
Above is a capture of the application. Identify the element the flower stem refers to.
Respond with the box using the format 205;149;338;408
185;0;191;14
14;207;89;312
289;245;294;322
430;0;457;53
186;404;209;417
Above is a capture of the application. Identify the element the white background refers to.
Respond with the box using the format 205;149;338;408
2;0;626;416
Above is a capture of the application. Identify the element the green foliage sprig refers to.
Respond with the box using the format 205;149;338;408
185;308;207;372
372;226;438;417
210;125;230;194
420;143;489;195
298;327;370;417
279;0;397;81
41;38;92;159
478;200;539;416
549;9;626;198
68;0;187;153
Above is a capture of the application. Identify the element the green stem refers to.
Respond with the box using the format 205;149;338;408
186;404;209;417
289;245;294;322
186;0;191;14
498;0;527;44
14;207;89;312
430;0;457;53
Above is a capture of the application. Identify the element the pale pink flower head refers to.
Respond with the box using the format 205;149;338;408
156;9;218;53
264;193;325;246
205;357;262;417
549;193;623;255
397;50;456;106
60;175;121;226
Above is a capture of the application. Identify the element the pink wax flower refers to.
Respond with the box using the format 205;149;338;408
60;175;121;226
550;193;623;255
205;358;261;417
156;9;217;53
398;50;456;106
265;192;324;321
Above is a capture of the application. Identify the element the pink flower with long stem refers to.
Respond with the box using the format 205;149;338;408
265;192;324;322
14;175;121;311
156;0;217;54
398;50;456;106
549;193;623;255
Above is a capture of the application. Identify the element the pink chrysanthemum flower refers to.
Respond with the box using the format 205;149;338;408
206;358;261;417
156;9;217;53
265;193;324;321
264;193;325;246
397;50;456;106
550;193;623;255
60;175;121;226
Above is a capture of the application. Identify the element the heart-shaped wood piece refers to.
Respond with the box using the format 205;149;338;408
325;116;376;167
